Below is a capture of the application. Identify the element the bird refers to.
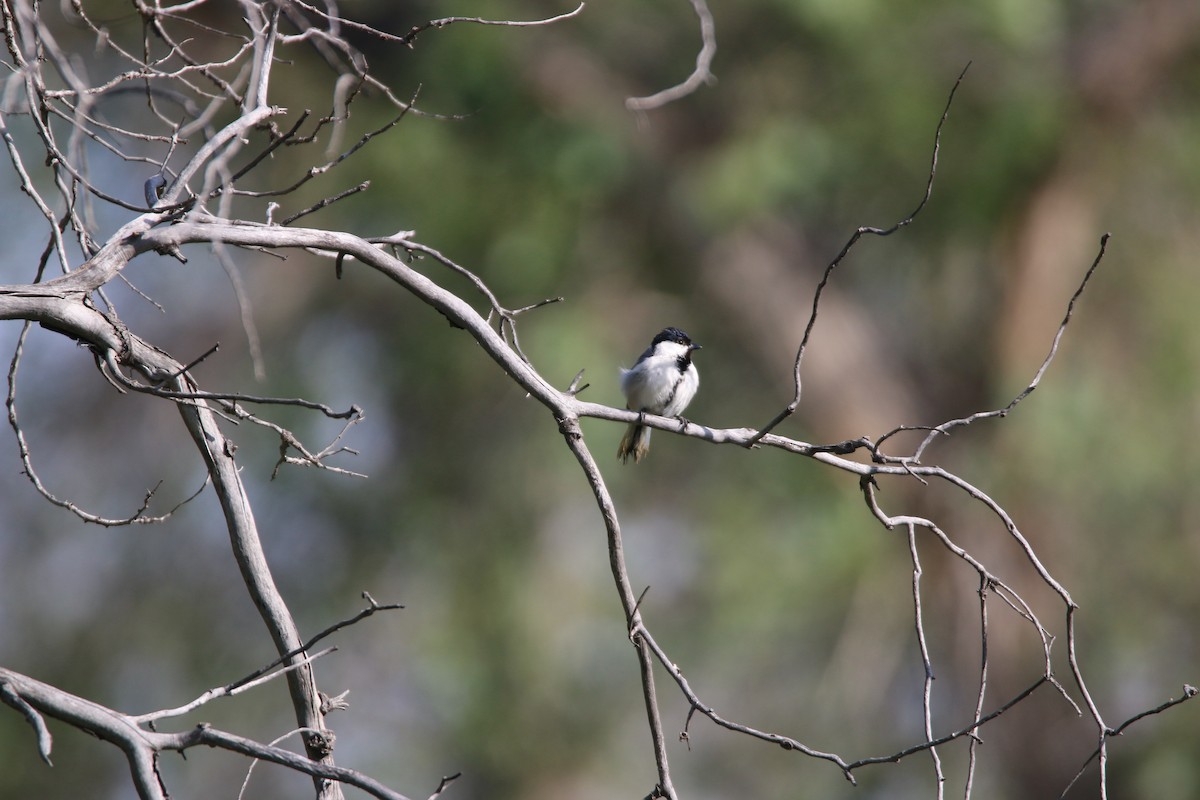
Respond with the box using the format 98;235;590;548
617;326;701;464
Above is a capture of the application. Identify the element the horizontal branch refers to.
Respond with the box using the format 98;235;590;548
0;216;982;483
173;724;413;800
400;2;586;46
0;220;1107;570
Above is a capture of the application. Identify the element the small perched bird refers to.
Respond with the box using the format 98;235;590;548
617;327;701;464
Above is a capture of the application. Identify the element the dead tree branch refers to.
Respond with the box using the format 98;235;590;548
750;62;971;445
0;666;414;800
0;1;1192;799
626;0;717;112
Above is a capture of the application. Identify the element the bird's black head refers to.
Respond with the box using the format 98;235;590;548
652;327;700;349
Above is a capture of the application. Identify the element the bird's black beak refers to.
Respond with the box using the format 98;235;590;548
690;343;703;351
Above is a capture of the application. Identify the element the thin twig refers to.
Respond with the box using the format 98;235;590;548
6;324;208;526
227;594;405;695
1057;685;1197;799
399;3;586;47
135;648;337;725
906;526;945;798
963;575;990;800
281;180;369;225
426;773;463;800
750;62;971;445
101;349;361;419
908;233;1110;462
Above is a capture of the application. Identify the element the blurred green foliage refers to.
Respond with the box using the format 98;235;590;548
1;1;1198;798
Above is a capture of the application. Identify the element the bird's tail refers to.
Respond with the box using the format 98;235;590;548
617;422;652;464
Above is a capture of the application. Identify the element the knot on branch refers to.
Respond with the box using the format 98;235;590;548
556;415;581;440
303;729;336;758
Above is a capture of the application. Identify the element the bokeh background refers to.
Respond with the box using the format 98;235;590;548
1;0;1198;798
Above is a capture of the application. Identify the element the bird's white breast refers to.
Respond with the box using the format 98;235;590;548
620;341;699;416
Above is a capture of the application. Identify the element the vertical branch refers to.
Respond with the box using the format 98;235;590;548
1066;604;1109;797
244;0;280;112
0;108;72;275
171;370;343;800
557;414;677;800
907;525;944;799
963;576;990;800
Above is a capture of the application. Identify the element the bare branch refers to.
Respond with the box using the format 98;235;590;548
905;525;945;795
637;623;855;782
426;772;462;800
0;111;70;274
134;647;337;726
0;678;53;765
0;666;416;800
229;593;405;696
180;724;412;800
846;678;1050;771
5;323;207;526
159;103;279;206
1058;685;1199;799
132;593;402;727
222;99;413;202
626;0;716;112
554;413;678;798
0;4;1191;799
98;348;361;420
878;232;1112;465
399;3;587;47
171;371;345;797
750;63;971;445
281;180;369;225
964;576;991;799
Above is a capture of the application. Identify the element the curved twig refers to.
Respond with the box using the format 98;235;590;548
626;0;716;112
750;62;971;445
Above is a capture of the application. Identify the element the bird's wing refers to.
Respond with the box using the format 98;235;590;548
621;356;678;411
